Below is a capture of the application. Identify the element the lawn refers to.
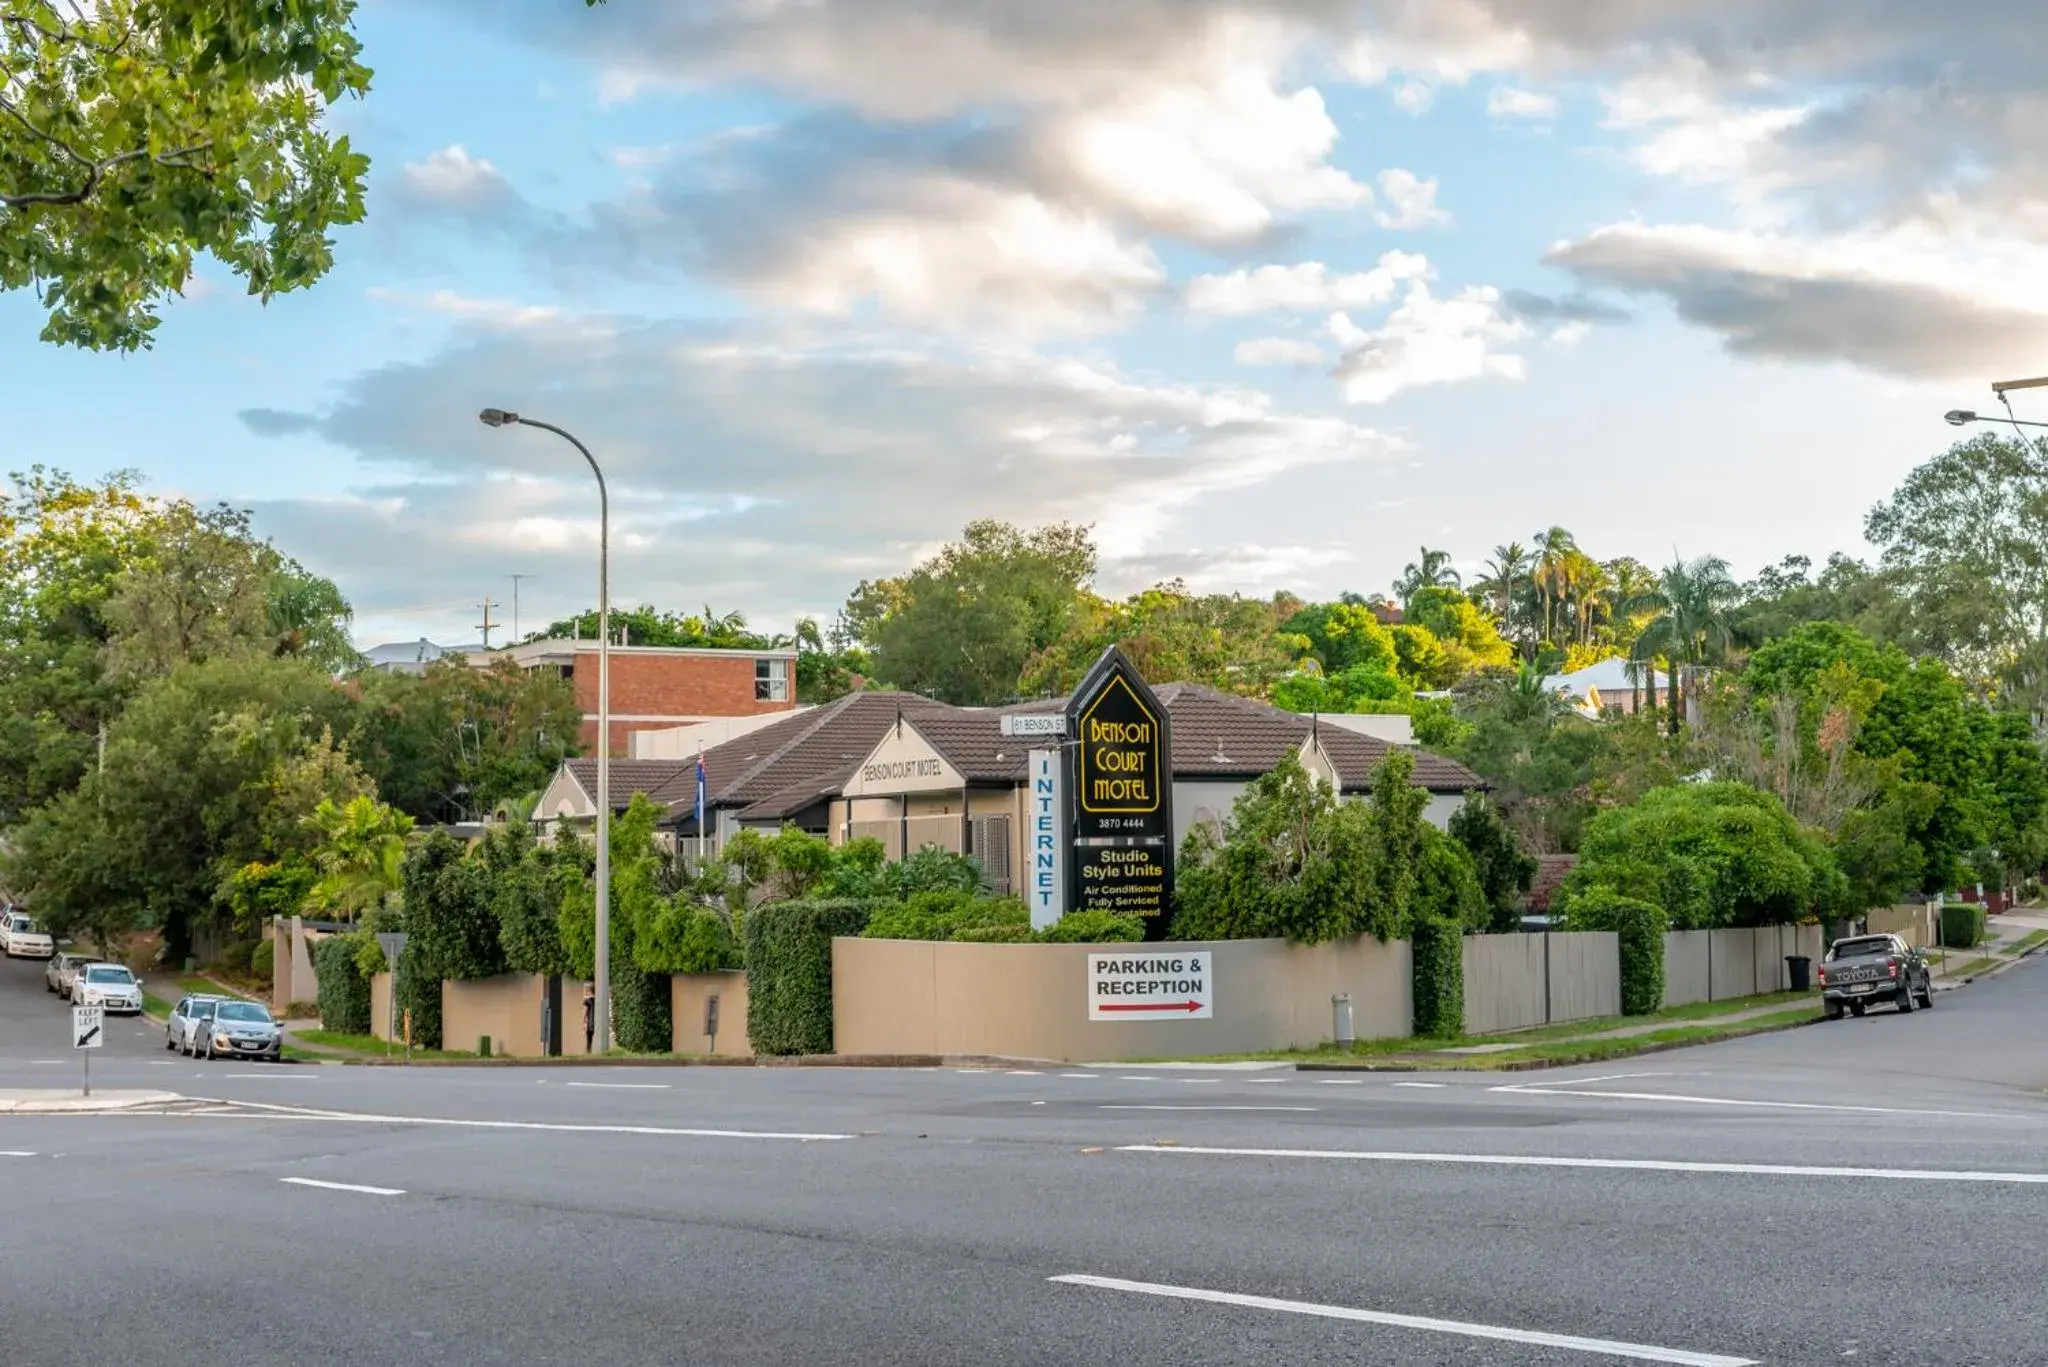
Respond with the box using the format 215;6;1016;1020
1292;1005;1824;1071
2004;929;2048;956
1942;955;2002;980
293;1028;473;1061
141;991;173;1021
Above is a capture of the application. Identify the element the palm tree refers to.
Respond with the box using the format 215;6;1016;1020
1479;541;1531;630
303;795;414;921
1394;546;1461;607
1629;555;1739;733
1531;526;1577;644
1570;554;1613;646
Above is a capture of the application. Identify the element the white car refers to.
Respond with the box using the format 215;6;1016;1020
166;994;225;1054
45;951;96;998
1;911;55;959
72;962;143;1014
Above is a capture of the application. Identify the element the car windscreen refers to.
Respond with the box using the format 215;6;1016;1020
84;966;134;982
1829;939;1894;960
215;1002;273;1023
13;917;41;934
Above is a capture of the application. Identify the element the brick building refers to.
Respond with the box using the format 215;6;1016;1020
480;637;798;756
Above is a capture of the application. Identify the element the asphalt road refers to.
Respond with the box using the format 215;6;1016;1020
6;951;2048;1365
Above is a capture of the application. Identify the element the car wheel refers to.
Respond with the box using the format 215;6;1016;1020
1851;1002;1867;1017
1825;1001;1844;1020
164;1029;175;1051
1896;982;1915;1014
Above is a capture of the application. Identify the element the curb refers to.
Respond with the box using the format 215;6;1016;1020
1295;1014;1825;1074
0;1090;182;1115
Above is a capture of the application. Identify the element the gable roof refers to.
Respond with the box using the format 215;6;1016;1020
1155;684;1479;792
1524;854;1578;912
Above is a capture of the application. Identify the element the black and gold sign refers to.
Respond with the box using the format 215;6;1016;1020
1065;647;1174;937
1072;660;1167;841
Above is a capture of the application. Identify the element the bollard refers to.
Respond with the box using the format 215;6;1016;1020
1332;993;1355;1047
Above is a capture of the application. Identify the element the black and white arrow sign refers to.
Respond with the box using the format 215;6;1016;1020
72;1005;104;1050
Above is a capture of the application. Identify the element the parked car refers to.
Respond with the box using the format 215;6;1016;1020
1818;934;1932;1019
167;994;226;1054
45;952;97;998
1;911;55;959
193;999;284;1062
71;962;144;1015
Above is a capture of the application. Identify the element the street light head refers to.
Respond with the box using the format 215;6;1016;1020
1945;409;1977;427
478;408;519;428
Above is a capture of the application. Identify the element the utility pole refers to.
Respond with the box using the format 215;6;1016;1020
476;597;501;650
509;574;535;642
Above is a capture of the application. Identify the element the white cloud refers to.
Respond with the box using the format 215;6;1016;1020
1487;86;1557;120
1234;337;1328;367
1329;283;1530;403
240;315;1403;628
1374;168;1449;229
1547;320;1592;348
396;145;514;209
365;287;571;331
1184;252;1431;315
1392;81;1436;114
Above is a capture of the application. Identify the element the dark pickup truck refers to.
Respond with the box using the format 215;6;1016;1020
1818;934;1932;1019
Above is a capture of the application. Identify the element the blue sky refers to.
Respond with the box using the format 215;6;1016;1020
7;0;2040;647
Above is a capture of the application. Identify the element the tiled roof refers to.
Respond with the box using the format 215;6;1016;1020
905;713;1032;783
1524;855;1578;912
1156;684;1481;792
687;690;952;815
561;758;696;809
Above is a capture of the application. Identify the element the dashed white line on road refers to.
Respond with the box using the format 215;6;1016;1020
1316;1079;1365;1086
564;1082;670;1090
1;1150;36;1157
1101;1105;1317;1113
280;1177;405;1197
1393;1082;1446;1089
1050;1274;1755;1366
1116;1144;2048;1185
198;1097;853;1141
1244;1078;1287;1085
225;1073;313;1079
1060;1073;1100;1079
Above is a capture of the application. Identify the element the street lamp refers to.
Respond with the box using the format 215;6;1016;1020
478;408;612;1055
1945;409;2048;429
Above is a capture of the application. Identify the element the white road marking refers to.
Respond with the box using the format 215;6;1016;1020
1050;1274;1755;1367
1101;1105;1318;1113
1393;1082;1446;1089
1174;1078;1222;1084
1118;1076;1154;1082
1489;1084;2012;1120
1316;1079;1365;1086
1116;1144;2048;1185
280;1177;405;1197
1244;1078;1287;1085
225;1073;312;1079
1060;1073;1101;1079
1007;1070;1043;1076
564;1082;670;1090
1;1150;36;1157
194;1097;851;1141
1521;1072;1671;1087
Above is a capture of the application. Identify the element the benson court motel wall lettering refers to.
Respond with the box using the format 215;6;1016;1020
1066;646;1175;940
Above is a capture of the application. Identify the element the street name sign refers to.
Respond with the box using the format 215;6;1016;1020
1001;713;1068;738
1087;951;1213;1021
73;1005;104;1049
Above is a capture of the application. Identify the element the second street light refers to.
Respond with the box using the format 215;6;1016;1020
478;407;613;1055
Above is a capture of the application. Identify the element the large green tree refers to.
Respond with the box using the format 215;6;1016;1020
1;0;374;350
1022;581;1301;698
847;520;1096;705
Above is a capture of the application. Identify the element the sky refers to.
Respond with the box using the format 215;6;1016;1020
7;0;2046;649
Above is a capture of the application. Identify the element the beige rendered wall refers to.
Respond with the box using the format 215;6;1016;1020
1867;903;1937;949
441;974;547;1057
670;972;752;1057
289;917;320;1005
369;973;393;1041
832;935;1411;1062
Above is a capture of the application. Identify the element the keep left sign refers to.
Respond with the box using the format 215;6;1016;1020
1087;951;1213;1021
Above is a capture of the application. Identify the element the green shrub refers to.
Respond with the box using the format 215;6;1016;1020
1561;888;1668;1016
636;902;743;974
745;898;873;1056
250;938;275;985
312;936;371;1035
611;961;673;1053
1940;903;1986;949
1410;916;1464;1039
1038;909;1145;944
950;923;1034;944
862;891;1028;942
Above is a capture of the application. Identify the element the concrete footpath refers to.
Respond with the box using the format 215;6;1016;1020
0;1088;180;1114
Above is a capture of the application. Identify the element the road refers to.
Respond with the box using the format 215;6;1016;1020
5;951;2048;1365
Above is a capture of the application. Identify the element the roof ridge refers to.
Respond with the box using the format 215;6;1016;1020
717;690;867;799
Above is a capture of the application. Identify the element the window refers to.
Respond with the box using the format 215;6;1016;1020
755;656;790;702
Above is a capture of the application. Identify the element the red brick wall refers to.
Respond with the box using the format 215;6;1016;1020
563;650;794;755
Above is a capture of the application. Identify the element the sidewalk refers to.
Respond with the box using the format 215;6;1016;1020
1436;999;1809;1054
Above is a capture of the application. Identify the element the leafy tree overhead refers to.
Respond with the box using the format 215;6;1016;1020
531;603;773;650
0;0;375;350
1394;546;1460;607
1448;792;1537;932
846;519;1096;705
1022;580;1302;699
1629;554;1739;733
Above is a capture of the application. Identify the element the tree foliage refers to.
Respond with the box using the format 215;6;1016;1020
0;0;375;350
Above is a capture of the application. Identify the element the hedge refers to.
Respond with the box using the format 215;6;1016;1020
1562;889;1668;1016
250;938;275;985
313;936;371;1036
1940;903;1986;949
395;941;442;1050
745;898;873;1056
612;961;673;1053
1037;910;1145;944
1410;916;1464;1039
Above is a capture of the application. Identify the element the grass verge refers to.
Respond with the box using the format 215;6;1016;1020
1943;955;2002;980
2003;929;2048;956
293;1028;473;1060
1301;1006;1824;1071
141;991;173;1022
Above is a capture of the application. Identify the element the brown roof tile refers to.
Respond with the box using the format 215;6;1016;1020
1157;684;1481;792
1524;855;1578;912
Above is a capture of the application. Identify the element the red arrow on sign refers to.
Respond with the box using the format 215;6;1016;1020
1098;1000;1204;1014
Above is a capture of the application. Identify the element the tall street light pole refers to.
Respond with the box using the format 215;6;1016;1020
478;408;611;1055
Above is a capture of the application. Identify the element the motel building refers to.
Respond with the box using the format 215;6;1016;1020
537;683;1481;894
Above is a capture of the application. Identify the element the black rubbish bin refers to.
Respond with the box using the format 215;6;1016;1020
1785;955;1812;992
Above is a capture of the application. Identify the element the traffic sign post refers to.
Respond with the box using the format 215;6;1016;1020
1087;951;1213;1021
72;1004;104;1096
